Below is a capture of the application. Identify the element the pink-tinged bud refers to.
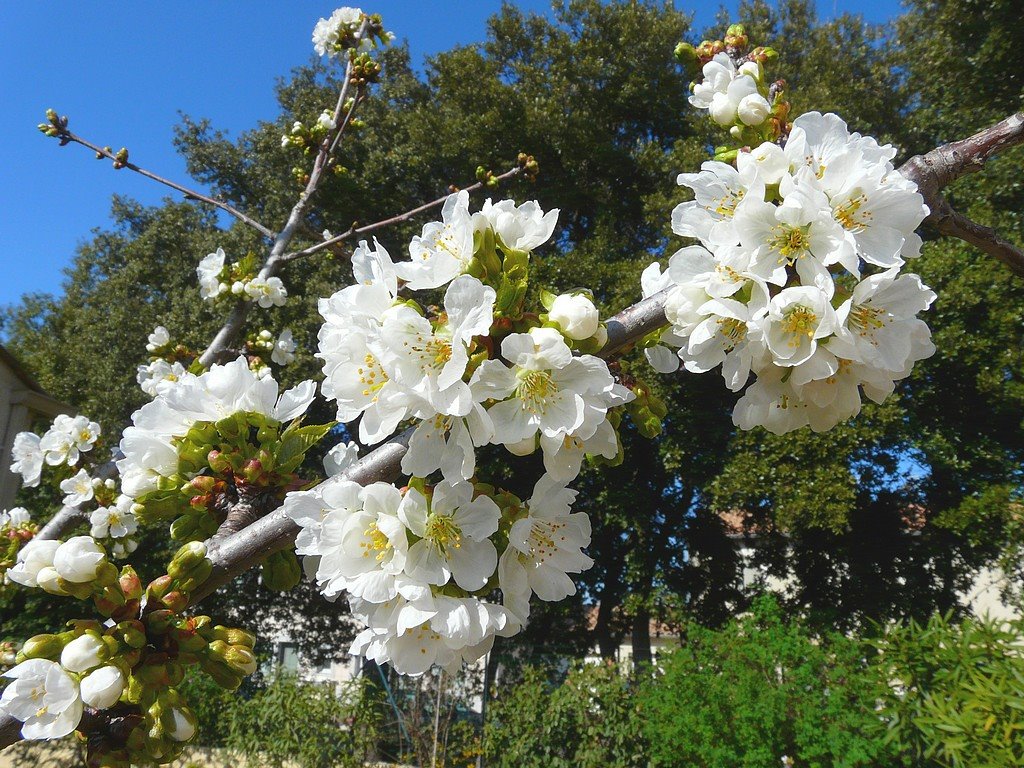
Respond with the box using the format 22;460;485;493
145;609;175;635
187;475;218;495
119;567;143;600
147;574;174;600
161;591;189;613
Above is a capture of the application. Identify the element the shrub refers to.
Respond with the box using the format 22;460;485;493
638;596;895;768
225;672;381;768
484;662;646;768
874;612;1024;767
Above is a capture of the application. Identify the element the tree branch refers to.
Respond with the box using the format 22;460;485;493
898;111;1024;277
279;166;525;264
53;131;275;240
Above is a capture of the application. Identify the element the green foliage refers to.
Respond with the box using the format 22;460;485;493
639;596;895;768
484;662;646;768
875;612;1024;768
224;672;380;768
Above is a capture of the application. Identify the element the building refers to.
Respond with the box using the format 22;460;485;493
0;345;70;510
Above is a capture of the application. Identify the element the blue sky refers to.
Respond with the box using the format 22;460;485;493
0;1;903;312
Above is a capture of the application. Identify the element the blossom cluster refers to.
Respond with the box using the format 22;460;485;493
137;326;188;398
644;111;936;434
250;327;297;366
58;471;140;559
297;192;633;673
1;532;255;759
10;413;101;488
311;6;392;58
197;247;287;307
117;357;315;522
1;508;34;585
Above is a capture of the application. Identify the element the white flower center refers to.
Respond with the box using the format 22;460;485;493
780;306;818;343
516;370;558;414
424;513;462;557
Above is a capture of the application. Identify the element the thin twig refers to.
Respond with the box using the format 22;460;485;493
54;131;274;239
279;166;524;264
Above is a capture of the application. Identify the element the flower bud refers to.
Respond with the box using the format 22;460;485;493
223;646;257;676
549;293;600;340
53;536;107;583
80;665;125;709
61;632;107;673
169;542;207;575
36;566;71;595
166;708;196;742
119;567;143;601
161;591;189;613
737;93;771;126
19;633;65;660
709;93;737;126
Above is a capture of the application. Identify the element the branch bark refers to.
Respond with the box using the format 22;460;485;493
897;111;1024;277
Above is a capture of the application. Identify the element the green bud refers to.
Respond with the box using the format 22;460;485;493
260;549;301;592
223;646;257;677
19;634;65;660
174;559;212;593
169;542;208;575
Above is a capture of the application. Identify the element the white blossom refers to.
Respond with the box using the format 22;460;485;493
323;440;360;477
498;474;593;625
137;359;189;398
146;326;170;353
197;247;227;301
90;496;138;540
477;198;559;253
245;276;288;308
59;469;95;508
0;508;30;529
400;481;500;592
395;191;476;290
0;659;83;740
378;275;495;417
312;6;368;56
271;327;297;365
6;539;61;589
10;432;44;487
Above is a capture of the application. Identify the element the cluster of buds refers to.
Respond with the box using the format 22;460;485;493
245;328;297;368
1;509;36;584
5;548;255;766
37;108;70;144
475;166;502;189
136;414;322;546
516;152;540;183
349;51;382;86
624;377;669;440
676;26;789;151
280;109;340;153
